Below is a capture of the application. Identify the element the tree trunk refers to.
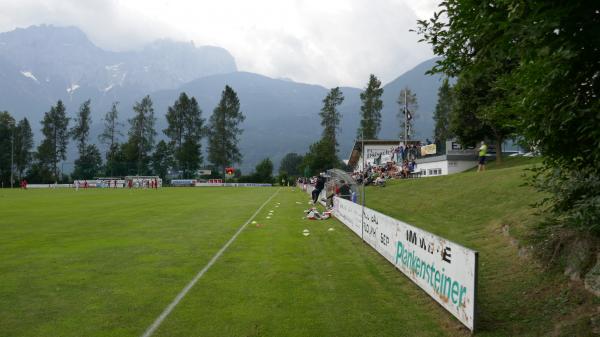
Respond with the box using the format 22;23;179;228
495;136;503;164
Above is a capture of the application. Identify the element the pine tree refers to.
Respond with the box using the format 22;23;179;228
279;153;303;176
70;99;101;178
72;145;103;179
14;118;33;180
37;100;69;182
71;100;91;155
99;102;123;176
433;78;454;143
253;158;274;183
357;74;384;139
396;87;418;142
302;137;339;175
152;140;174;181
319;87;344;155
208;85;245;179
0;111;16;186
126;95;156;175
164;92;205;178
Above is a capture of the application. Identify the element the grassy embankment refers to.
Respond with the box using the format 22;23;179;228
365;156;598;336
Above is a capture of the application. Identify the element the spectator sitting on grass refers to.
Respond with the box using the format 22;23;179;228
374;174;386;187
401;160;410;178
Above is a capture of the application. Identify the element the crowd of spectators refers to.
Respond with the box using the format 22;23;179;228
351;158;418;187
297;141;436;193
350;143;426;187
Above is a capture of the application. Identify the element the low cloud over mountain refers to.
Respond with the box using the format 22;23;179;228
0;25;443;172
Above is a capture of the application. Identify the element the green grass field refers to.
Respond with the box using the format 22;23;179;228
1;187;450;337
1;158;597;336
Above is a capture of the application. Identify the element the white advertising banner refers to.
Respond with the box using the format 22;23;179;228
332;196;478;331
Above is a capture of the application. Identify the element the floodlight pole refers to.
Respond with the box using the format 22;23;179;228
404;89;408;147
361;131;365;241
10;121;15;188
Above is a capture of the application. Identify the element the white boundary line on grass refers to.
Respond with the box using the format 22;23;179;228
140;188;281;337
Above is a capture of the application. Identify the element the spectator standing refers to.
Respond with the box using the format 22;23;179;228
312;174;325;204
408;160;416;174
478;141;488;172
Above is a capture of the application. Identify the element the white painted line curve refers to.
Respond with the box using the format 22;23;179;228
140;188;281;337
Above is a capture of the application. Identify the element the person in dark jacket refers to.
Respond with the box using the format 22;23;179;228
312;174;325;204
338;180;351;200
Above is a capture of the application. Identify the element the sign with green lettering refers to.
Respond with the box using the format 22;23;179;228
332;197;478;331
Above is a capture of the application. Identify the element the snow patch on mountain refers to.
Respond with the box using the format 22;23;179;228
105;63;123;71
21;71;39;83
103;84;114;92
66;84;80;93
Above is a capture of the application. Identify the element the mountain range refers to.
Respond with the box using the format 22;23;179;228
0;25;443;173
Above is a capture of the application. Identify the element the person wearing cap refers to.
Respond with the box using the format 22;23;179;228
478;141;488;172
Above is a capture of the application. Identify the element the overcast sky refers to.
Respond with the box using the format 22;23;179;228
0;0;440;88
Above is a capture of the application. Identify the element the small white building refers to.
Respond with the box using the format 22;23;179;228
346;139;480;177
415;140;479;177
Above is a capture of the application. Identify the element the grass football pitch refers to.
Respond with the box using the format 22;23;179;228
1;187;454;337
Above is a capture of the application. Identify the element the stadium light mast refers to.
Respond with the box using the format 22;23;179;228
9;120;14;188
361;130;365;241
404;89;408;147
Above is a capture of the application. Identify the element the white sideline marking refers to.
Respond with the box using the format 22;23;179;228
140;188;281;337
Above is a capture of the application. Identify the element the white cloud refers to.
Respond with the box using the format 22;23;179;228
0;0;440;88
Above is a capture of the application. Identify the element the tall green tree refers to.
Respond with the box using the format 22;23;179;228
303;87;345;175
279;152;303;176
396;87;418;141
319;87;344;147
164;92;205;178
253;158;274;183
70;100;91;154
72;145;102;179
14;118;34;180
0;111;16;186
433;78;454;144
126;95;156;175
357;74;384;139
99;102;123;176
415;0;600;234
456;63;517;163
302;137;339;176
208;85;245;179
152;140;174;181
70;99;101;178
37;100;69;182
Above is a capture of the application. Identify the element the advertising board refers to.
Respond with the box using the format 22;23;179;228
420;143;437;156
332;196;478;331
